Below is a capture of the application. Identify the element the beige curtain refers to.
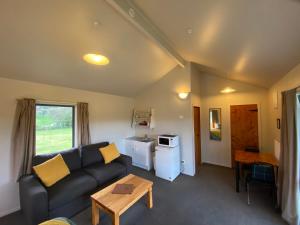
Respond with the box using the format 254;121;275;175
12;98;36;180
77;102;91;146
278;88;299;225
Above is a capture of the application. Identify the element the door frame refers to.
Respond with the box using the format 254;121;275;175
193;106;201;173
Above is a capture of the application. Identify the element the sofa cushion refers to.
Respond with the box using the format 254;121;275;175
84;162;126;186
99;143;120;164
81;142;109;167
32;148;81;172
47;170;97;210
33;154;70;187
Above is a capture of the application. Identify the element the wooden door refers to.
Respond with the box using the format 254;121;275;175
230;104;259;167
193;106;201;172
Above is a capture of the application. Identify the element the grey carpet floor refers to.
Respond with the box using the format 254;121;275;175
0;164;287;225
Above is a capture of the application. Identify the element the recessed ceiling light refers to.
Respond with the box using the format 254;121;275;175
220;87;236;94
83;53;109;65
187;28;193;35
93;21;101;26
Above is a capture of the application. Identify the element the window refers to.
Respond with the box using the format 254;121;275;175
35;104;75;155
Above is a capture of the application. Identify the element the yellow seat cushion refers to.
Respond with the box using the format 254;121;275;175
33;154;70;187
99;143;120;164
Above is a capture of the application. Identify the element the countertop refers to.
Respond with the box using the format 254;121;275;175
126;136;156;143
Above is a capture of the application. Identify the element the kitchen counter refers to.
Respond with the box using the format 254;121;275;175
126;136;156;143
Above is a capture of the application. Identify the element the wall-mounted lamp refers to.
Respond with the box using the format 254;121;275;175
178;92;189;99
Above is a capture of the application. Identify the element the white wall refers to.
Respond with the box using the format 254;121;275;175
268;63;300;144
190;64;202;167
134;64;195;176
2;62;296;217
198;73;270;167
191;63;202;108
0;77;134;217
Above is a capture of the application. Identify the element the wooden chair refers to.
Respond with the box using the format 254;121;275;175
242;146;260;188
246;163;275;205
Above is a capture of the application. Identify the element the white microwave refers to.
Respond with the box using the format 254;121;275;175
158;134;179;148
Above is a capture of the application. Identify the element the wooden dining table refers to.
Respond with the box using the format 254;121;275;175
234;150;279;192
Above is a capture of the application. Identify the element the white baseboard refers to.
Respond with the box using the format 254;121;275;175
0;206;20;218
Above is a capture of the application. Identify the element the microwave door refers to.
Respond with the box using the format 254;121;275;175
159;138;169;146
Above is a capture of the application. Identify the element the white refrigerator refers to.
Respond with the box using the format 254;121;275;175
154;145;180;182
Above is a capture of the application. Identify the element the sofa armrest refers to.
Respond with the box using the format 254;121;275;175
114;154;132;174
19;175;49;225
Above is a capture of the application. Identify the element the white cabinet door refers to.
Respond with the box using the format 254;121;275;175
132;141;154;171
124;140;134;157
133;141;147;166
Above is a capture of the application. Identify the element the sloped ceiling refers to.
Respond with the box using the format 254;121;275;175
135;0;300;88
1;0;300;95
0;0;176;97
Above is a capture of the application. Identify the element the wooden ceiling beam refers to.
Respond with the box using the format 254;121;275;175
105;0;186;68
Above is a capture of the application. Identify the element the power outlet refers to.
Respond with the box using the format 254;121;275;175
180;160;185;172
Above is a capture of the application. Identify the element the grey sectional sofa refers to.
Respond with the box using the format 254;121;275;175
19;142;132;225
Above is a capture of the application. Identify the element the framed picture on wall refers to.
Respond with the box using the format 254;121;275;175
209;108;222;141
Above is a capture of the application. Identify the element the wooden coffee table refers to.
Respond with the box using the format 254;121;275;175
91;174;153;225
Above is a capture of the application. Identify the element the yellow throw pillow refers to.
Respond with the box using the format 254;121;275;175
39;218;70;225
33;154;70;187
99;143;120;164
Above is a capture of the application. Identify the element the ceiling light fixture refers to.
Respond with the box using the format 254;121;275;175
187;28;193;35
93;21;100;26
83;53;109;66
178;92;189;99
220;87;236;94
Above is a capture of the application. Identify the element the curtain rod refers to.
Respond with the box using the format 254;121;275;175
281;85;300;93
16;98;78;105
36;99;77;105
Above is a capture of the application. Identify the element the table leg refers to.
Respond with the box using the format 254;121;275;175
112;213;119;225
92;200;99;225
274;166;279;208
235;161;240;192
274;166;278;184
147;187;153;208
